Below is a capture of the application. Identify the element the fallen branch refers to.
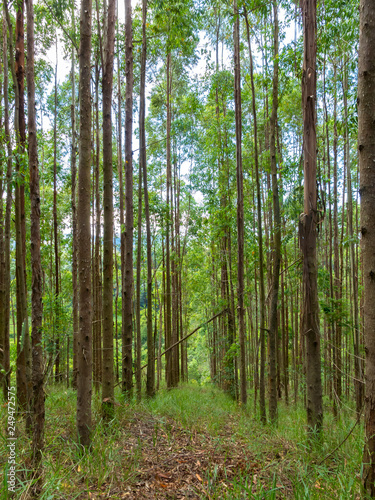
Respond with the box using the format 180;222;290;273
138;308;228;373
317;400;364;466
114;309;228;388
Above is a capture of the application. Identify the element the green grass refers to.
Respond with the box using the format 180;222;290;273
0;383;368;499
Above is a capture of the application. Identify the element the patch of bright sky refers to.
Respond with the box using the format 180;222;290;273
45;0;130;78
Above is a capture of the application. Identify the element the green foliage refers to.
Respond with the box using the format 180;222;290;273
0;384;366;498
0;0;365;496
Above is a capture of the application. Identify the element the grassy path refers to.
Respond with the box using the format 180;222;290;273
0;384;365;498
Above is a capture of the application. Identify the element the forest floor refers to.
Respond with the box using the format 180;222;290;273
0;383;366;499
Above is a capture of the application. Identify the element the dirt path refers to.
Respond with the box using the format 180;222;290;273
79;413;268;499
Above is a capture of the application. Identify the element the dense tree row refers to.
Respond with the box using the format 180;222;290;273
2;0;375;494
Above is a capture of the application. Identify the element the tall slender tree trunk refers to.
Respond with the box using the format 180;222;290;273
115;7;122;386
71;6;79;390
233;0;246;406
26;0;44;470
135;144;142;399
210;255;217;383
359;0;375;493
140;0;154;397
116;7;126;395
123;0;134;395
244;8;266;423
77;0;93;447
162;235;167;385
157;278;162;390
332;63;342;416
253;265;259;410
343;63;363;416
15;0;32;430
53;43;61;384
268;0;280;423
214;13;231;395
102;0;115;417
1;13;12;398
171;151;179;387
300;0;323;435
92;60;101;391
115;237;119;383
283;249;289;405
323;52;334;404
222;102;236;398
165;52;173;389
176;171;183;384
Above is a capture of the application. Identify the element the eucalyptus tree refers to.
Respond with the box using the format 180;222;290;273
53;39;61;384
135;139;143;399
115;3;122;387
243;5;266;422
93;52;102;392
101;0;116;417
140;0;155;398
70;4;78;390
321;0;362;416
117;16;126;395
268;0;280;424
358;0;375;493
300;0;323;435
14;0;32;430
77;0;93;446
340;0;362;416
233;0;246;405
344;73;363;417
26;0;44;469
123;0;134;395
0;8;12;399
165;36;174;388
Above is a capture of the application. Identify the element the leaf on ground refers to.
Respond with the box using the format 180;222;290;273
157;472;171;479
